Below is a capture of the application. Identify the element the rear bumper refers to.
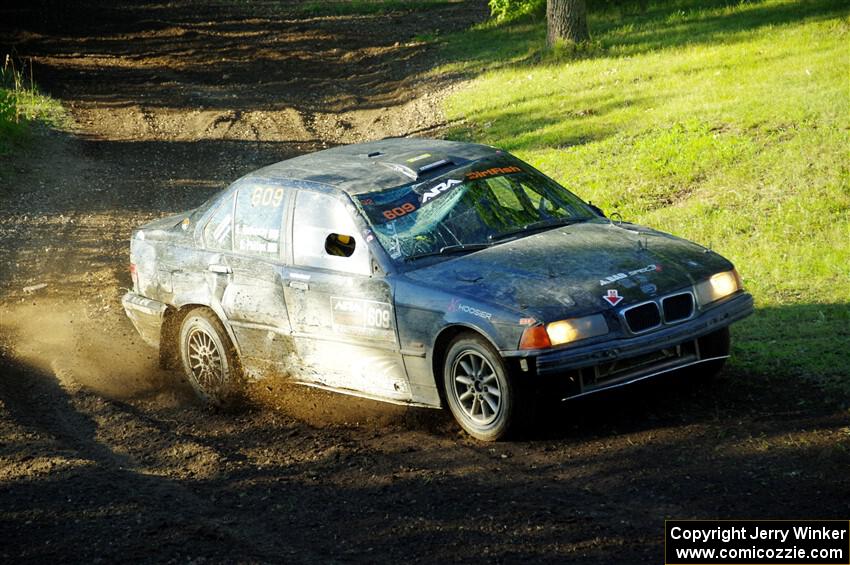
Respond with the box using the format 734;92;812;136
505;292;754;397
122;292;168;348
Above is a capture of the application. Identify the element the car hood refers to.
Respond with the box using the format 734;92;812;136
403;221;732;320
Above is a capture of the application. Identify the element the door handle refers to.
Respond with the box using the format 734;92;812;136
289;281;309;291
208;264;232;274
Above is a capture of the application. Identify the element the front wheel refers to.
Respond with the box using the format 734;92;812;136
178;308;241;406
443;335;524;441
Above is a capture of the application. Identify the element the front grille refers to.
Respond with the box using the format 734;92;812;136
662;292;694;322
623;302;661;333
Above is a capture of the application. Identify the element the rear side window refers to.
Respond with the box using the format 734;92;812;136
233;184;287;257
203;194;234;251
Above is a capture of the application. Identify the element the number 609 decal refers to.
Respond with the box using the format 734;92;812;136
382;202;416;220
251;186;284;208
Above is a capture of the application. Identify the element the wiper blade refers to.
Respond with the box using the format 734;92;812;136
488;217;589;242
405;243;491;262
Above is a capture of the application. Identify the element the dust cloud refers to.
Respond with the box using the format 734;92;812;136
0;298;177;402
0;297;439;431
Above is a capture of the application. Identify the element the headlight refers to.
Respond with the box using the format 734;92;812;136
519;314;609;349
547;314;608;345
694;269;742;306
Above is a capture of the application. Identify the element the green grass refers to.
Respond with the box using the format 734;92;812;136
436;0;850;392
0;55;64;155
294;0;460;17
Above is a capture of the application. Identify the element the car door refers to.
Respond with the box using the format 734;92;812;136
283;189;412;402
202;181;294;376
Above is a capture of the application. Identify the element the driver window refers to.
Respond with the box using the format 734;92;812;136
293;191;370;275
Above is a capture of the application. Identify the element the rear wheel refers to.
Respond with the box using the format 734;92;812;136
695;327;731;379
178;308;241;405
443;334;524;441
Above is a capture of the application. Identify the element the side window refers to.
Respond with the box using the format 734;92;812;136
292;191;370;275
203;194;234;251
233;184;287;257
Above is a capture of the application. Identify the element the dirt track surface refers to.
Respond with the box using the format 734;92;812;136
1;1;848;563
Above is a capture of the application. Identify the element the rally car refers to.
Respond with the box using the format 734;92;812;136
123;138;753;440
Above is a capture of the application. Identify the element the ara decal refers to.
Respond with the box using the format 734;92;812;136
599;263;662;286
331;297;393;331
603;289;624;307
420;178;463;204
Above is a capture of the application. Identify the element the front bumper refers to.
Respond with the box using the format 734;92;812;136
122;292;168;348
505;292;754;397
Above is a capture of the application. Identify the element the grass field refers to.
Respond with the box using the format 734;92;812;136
437;0;850;394
0;55;63;156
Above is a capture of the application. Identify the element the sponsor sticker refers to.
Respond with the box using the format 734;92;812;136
331;297;394;331
419;178;463;204
465;165;522;180
448;298;493;320
405;153;432;163
599;263;662;286
603;289;624;307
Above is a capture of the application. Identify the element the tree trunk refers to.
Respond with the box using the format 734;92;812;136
547;0;590;46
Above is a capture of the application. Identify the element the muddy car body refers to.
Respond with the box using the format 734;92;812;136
123;138;753;440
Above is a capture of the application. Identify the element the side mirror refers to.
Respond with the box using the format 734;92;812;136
587;201;606;218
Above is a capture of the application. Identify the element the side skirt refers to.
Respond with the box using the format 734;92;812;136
291;380;441;409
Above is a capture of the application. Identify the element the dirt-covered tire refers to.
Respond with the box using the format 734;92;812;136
695;327;731;379
442;334;524;441
178;308;242;406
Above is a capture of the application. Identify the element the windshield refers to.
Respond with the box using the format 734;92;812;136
356;158;595;261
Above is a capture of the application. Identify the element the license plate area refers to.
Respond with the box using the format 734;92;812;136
581;340;699;389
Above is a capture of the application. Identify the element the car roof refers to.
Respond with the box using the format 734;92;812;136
243;138;501;195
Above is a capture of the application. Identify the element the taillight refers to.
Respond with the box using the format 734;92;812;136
519;325;551;350
129;263;138;290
